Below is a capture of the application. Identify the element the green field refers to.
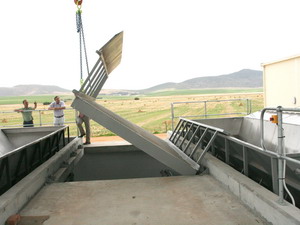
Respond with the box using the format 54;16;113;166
0;88;263;105
0;89;264;137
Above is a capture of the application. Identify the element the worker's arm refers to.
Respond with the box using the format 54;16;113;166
48;103;65;110
48;102;55;110
48;106;64;110
52;106;65;110
57;102;66;110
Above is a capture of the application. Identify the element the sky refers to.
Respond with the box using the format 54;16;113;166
1;0;300;91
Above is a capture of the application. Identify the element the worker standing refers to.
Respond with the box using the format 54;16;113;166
15;100;37;127
48;96;66;126
76;112;91;145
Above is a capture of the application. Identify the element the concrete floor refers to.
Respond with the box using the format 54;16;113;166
20;175;269;225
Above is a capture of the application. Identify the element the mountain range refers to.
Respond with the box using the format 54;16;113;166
140;69;262;93
0;85;71;97
0;69;262;96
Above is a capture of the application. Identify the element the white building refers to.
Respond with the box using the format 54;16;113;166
262;55;300;108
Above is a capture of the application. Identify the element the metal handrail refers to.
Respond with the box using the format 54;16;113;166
172;113;300;206
171;98;252;130
180;117;227;134
181;114;300;173
260;107;300;162
260;106;300;206
174;112;247;119
0;108;73;113
0;108;77;128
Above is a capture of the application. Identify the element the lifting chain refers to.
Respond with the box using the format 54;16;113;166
75;0;89;85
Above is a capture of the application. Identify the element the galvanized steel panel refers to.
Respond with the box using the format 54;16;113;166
71;91;198;175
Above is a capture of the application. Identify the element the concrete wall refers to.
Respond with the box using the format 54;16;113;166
263;55;300;107
203;152;300;225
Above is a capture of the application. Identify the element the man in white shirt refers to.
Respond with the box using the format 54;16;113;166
48;96;66;126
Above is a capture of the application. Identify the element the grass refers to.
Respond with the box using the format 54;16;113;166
0;88;263;104
0;90;264;137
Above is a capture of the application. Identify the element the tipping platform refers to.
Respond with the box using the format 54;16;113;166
71;91;198;175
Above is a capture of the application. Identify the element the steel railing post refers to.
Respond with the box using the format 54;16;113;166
260;107;273;151
276;106;285;205
260;106;297;206
39;110;42;127
204;101;207;119
171;103;174;131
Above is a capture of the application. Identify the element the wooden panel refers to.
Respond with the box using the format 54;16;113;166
99;31;123;75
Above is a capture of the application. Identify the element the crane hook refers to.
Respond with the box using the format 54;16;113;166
74;0;83;11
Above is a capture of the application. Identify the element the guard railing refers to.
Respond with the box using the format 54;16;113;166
170;107;300;207
0;108;77;128
171;98;252;130
260;106;300;206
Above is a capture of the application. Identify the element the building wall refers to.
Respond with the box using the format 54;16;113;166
263;56;300;108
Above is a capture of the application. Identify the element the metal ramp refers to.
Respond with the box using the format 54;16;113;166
72;91;198;175
71;32;198;175
169;118;227;165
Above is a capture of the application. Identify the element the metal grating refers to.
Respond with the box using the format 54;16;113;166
79;31;123;98
169;118;225;165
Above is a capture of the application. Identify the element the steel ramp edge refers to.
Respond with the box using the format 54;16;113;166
71;90;198;175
